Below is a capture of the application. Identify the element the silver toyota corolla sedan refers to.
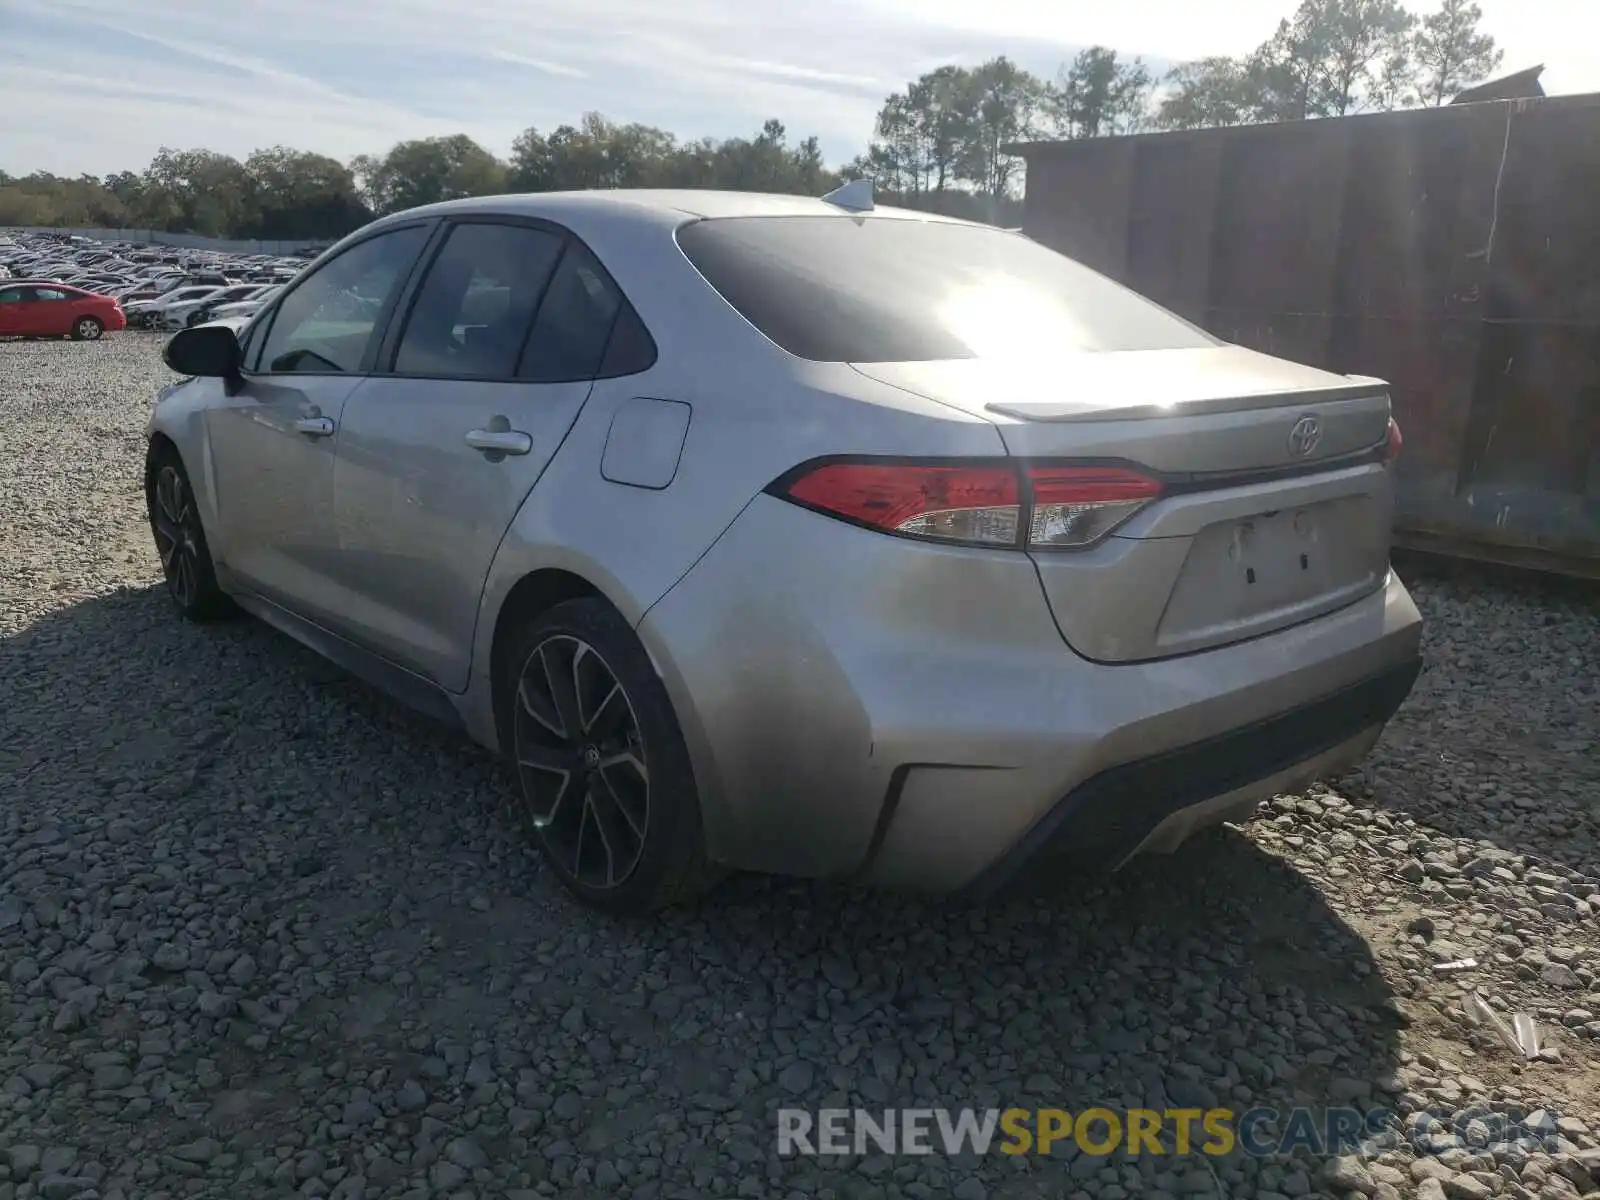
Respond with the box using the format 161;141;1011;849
145;186;1424;914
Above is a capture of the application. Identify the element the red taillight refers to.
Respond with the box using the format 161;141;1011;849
775;459;1163;550
784;461;1022;546
1383;417;1403;466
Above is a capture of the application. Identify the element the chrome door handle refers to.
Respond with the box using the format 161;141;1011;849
465;428;533;456
294;416;335;438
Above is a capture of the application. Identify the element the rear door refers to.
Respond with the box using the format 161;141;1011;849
30;287;75;335
328;219;625;690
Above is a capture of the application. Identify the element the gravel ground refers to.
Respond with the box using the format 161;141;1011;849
2;331;1598;1200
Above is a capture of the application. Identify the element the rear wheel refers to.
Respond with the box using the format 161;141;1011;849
147;449;233;621
71;316;103;341
498;598;717;915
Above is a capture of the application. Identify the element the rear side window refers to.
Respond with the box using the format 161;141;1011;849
675;216;1218;363
598;303;657;378
394;223;565;379
518;243;622;383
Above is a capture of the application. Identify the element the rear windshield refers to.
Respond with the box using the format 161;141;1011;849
675;215;1217;363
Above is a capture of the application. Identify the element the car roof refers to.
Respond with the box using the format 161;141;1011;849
373;188;987;230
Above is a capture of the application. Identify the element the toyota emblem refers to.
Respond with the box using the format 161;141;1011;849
1287;414;1322;458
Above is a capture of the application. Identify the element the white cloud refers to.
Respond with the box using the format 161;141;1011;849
486;52;590;81
1;0;1594;177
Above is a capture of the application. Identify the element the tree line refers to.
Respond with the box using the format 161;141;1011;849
0;0;1502;240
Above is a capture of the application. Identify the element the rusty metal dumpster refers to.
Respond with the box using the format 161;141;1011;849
1009;94;1600;579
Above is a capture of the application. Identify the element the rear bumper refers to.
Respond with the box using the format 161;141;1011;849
962;656;1419;897
639;494;1424;890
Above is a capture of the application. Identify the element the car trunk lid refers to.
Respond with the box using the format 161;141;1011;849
852;346;1397;663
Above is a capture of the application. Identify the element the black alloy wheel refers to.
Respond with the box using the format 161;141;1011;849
499;598;718;914
513;634;650;890
147;454;231;620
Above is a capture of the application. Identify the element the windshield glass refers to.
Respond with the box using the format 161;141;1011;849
675;215;1217;363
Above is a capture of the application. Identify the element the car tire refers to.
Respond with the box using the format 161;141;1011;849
146;447;234;622
497;598;720;915
71;316;104;341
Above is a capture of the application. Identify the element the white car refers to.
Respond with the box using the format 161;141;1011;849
125;286;226;328
161;285;271;331
203;290;280;323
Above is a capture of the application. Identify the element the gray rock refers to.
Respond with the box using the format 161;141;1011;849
37;1150;77;1177
1540;962;1583;990
37;1176;95;1200
171;1138;221;1164
21;1064;68;1089
4;1148;41;1178
1442;1175;1495;1200
1322;1156;1376;1196
151;942;190;971
444;1140;487;1170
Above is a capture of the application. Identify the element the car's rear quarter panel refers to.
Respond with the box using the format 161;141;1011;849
463;207;1010;739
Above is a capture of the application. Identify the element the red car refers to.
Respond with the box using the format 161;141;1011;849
0;282;126;341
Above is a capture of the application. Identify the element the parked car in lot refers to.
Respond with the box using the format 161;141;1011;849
160;284;262;330
0;282;125;339
0;232;320;316
179;284;280;328
144;186;1424;914
125;285;229;329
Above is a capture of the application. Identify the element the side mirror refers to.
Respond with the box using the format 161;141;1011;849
164;323;242;379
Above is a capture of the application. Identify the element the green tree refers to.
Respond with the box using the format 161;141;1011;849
1052;47;1153;138
864;92;931;194
510;113;679;191
958;56;1050;198
1247;0;1416;120
1316;0;1417;113
140;148;254;235
1155;57;1258;129
907;66;977;191
0;173;128;227
1410;0;1503;104
243;147;369;239
359;134;506;215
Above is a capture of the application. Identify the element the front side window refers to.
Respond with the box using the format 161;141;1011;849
258;225;429;375
0;288;26;303
393;223;565;379
675;215;1219;363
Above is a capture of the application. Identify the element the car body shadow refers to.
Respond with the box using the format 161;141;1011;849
2;583;1406;1196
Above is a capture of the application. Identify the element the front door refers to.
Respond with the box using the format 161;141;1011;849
204;223;433;625
0;286;29;335
330;221;627;690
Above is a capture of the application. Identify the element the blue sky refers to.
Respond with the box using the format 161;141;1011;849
1;0;1595;177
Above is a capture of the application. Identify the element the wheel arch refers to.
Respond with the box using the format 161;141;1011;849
486;568;607;746
476;562;724;853
144;432;181;506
